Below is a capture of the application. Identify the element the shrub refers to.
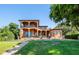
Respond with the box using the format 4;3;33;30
0;31;15;41
65;34;79;39
0;26;15;41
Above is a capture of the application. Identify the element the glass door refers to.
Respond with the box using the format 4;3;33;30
25;32;28;37
28;32;32;37
24;31;32;37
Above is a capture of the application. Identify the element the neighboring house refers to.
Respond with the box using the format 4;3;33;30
19;20;62;40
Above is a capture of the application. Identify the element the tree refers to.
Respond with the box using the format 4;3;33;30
9;23;19;39
54;23;79;35
49;4;79;31
54;23;70;35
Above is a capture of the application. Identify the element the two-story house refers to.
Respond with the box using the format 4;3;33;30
19;20;62;40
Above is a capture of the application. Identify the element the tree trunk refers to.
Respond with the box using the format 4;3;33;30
75;25;79;31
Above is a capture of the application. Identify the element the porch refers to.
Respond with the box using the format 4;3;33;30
19;28;50;40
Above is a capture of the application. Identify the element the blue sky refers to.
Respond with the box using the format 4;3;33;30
0;4;57;28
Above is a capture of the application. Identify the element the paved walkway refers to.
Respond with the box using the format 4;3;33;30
2;40;29;55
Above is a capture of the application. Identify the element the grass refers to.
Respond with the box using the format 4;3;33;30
0;40;20;54
15;39;79;55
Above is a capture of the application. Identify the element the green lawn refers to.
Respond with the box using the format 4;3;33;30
0;40;20;54
15;39;79;55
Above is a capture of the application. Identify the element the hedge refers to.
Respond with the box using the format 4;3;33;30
65;34;79;39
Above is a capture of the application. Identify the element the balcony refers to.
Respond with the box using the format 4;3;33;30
21;25;37;28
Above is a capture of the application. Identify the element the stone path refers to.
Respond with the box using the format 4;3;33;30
2;40;29;55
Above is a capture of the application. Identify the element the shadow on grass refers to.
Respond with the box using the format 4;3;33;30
15;40;79;55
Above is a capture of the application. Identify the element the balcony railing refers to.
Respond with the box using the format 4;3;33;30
21;26;37;28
